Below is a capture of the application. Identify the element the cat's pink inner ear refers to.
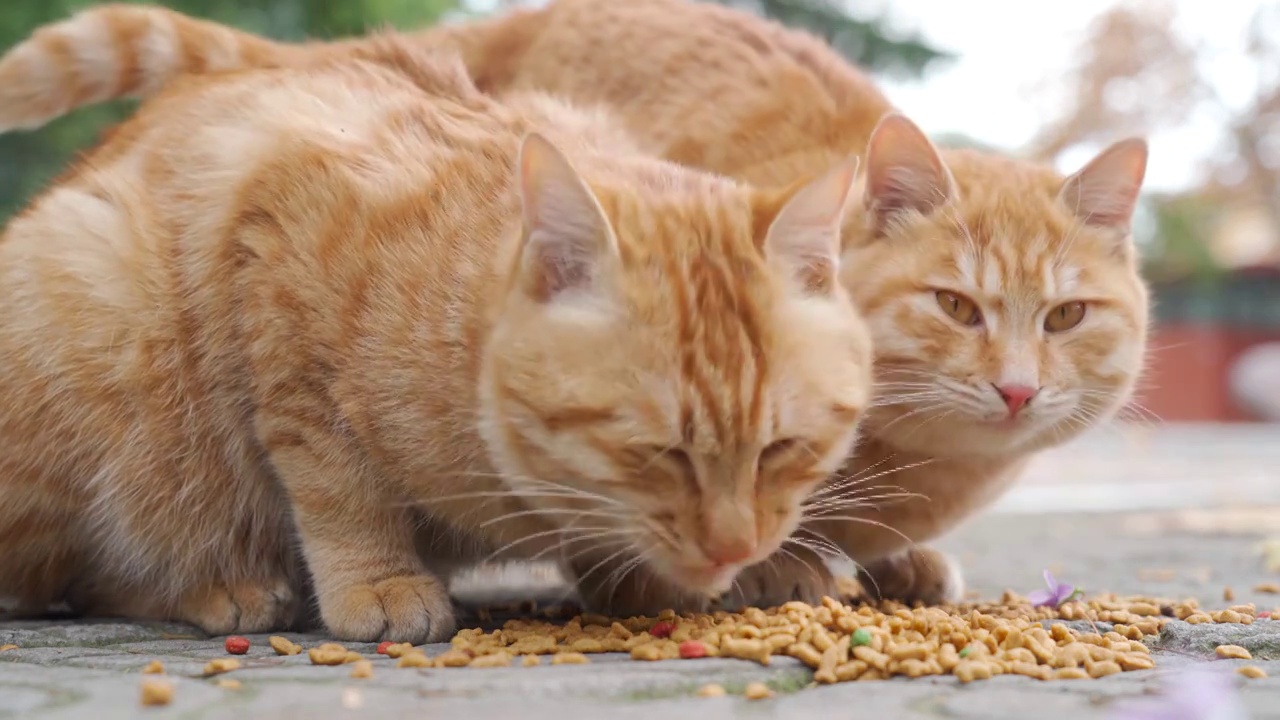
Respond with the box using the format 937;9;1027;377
1058;138;1148;229
863;113;954;230
516;132;615;301
764;154;858;294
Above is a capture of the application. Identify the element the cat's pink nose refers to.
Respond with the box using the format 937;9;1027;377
994;383;1037;416
701;535;756;566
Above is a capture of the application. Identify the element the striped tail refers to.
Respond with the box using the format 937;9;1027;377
0;4;307;134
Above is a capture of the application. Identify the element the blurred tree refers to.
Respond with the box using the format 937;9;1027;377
718;0;950;78
0;0;948;221
0;0;461;221
1025;2;1205;164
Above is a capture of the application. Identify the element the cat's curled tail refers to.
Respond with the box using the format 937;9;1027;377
0;3;549;134
0;4;311;133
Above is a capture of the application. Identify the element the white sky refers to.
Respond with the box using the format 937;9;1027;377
476;0;1261;194
864;0;1264;193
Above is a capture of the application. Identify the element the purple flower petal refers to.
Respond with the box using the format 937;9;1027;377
1042;569;1057;589
1027;589;1054;607
1055;583;1076;599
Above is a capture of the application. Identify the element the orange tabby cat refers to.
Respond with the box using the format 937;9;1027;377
0;39;875;637
0;0;1150;606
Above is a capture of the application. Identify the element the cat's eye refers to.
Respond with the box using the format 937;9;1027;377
935;291;983;327
653;446;695;477
1044;301;1086;333
758;438;800;473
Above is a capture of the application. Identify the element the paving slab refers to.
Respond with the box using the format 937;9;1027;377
4;425;1280;719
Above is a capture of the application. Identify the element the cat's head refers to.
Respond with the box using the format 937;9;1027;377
841;114;1150;458
478;133;872;597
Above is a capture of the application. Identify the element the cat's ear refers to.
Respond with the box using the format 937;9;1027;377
762;154;859;295
863;113;955;234
516;132;617;302
1058;138;1148;230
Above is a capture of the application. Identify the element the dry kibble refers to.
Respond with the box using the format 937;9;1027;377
630;642;664;661
349;660;374;679
141;660;165;675
435;649;473;667
469;652;512;668
1127;602;1161;617
744;682;774;700
396;652;432;668
203;658;241;676
0;644;17;652
434;591;1249;688
1224;586;1237;602
720;637;770;665
215;678;242;690
268;636;302;656
383;642;415;659
308;646;349;666
1237;665;1268;679
1215;645;1252;660
1255;583;1280;594
696;684;726;698
1087;660;1123;678
139;679;173;706
522;654;541;667
1117;654;1156;671
551;652;590;665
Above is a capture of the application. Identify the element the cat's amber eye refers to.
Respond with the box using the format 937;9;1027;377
935;291;983;327
757;438;799;473
656;447;696;477
1044;301;1087;333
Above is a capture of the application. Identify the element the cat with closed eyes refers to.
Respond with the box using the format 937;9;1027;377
0;0;1151;612
0;39;874;638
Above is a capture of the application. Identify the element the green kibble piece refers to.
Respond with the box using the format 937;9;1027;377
958;646;972;658
851;629;872;646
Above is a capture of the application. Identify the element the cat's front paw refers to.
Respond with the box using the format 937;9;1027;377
721;546;837;609
171;577;301;635
319;573;454;643
857;546;964;605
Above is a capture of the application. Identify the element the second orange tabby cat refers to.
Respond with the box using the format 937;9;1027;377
0;0;1152;607
0;39;874;636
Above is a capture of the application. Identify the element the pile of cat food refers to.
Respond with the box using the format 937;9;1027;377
423;592;1270;684
137;591;1275;705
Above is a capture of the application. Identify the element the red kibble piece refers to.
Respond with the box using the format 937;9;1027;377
1259;611;1272;619
224;636;250;655
376;641;393;655
679;640;708;659
650;621;675;638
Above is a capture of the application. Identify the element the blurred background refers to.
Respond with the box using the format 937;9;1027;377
1;0;1278;425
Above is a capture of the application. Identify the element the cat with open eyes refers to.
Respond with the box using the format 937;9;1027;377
0;0;1150;611
0;39;874;638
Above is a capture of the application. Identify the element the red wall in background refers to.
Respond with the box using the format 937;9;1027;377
1139;324;1280;422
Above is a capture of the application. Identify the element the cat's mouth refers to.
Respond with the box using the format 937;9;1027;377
664;561;740;596
979;415;1026;429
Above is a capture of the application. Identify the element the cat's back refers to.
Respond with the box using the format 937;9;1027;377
467;0;892;183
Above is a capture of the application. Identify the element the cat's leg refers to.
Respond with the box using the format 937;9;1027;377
84;577;302;635
260;427;455;643
721;544;838;609
855;546;964;605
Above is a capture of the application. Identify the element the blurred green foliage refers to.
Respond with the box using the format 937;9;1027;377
0;0;946;221
719;0;951;78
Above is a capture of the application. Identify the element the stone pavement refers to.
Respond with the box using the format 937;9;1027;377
4;424;1280;719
